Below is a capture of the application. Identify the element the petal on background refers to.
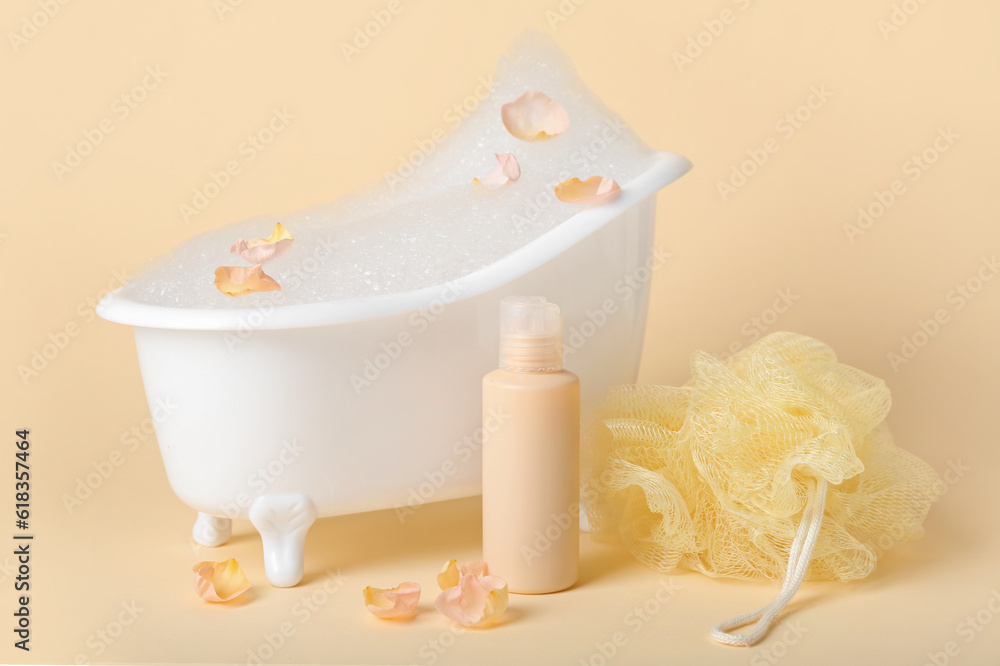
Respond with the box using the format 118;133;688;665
501;91;570;141
192;558;251;602
437;559;460;590
461;561;490;579
478;575;510;626
435;573;508;627
363;582;421;619
437;560;490;590
436;575;488;625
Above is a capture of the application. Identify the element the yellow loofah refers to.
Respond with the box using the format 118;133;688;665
584;332;943;586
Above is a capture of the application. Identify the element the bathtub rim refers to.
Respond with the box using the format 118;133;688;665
97;150;691;331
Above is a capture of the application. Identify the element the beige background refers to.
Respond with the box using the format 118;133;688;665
3;0;1000;664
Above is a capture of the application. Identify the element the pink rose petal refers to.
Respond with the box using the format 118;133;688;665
474;153;521;190
437;559;491;590
461;561;490;579
230;222;294;264
435;572;508;627
501;91;570;141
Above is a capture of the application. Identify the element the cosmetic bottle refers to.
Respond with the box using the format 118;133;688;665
482;295;580;594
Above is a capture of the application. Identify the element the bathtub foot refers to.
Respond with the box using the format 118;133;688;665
249;493;317;588
192;513;232;547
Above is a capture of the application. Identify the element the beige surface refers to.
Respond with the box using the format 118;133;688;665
3;0;999;664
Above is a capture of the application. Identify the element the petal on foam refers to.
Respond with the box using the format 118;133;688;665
192;558;250;602
214;265;281;297
230;222;294;264
501;91;569;141
474;153;522;190
363;582;421;619
554;176;621;205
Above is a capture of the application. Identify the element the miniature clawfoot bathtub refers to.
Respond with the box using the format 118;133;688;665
97;150;691;587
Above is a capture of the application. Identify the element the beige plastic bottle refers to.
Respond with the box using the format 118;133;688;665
482;295;580;594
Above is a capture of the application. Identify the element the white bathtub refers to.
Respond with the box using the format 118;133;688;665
97;150;691;586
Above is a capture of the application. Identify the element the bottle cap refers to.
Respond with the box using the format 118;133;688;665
499;295;563;372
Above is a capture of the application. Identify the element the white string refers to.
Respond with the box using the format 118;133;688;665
709;477;828;647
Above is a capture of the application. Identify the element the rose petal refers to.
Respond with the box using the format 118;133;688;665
473;153;521;190
192;558;250;602
437;559;460;590
214;265;281;297
501;91;569;141
437;560;490;590
229;240;274;265
461;561;490;579
435;573;508;627
363;581;421;619
479;576;509;626
436;575;487;625
230;222;294;264
554;176;621;205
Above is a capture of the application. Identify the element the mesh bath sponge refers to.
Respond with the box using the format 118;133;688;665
583;332;942;645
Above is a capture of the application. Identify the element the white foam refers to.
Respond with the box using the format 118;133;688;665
119;31;657;309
